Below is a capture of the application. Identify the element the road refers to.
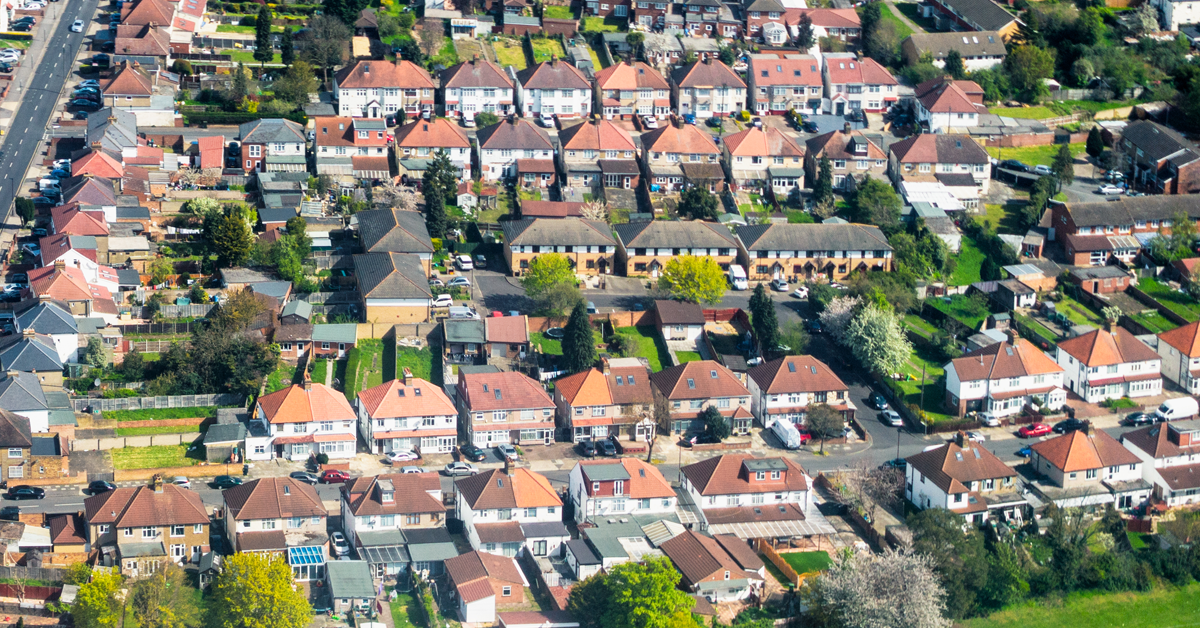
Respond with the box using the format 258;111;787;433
0;0;100;213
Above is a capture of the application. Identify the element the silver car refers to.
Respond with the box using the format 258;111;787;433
443;462;478;477
331;532;350;557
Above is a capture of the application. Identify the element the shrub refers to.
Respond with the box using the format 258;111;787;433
316;453;329;465
240;15;256;26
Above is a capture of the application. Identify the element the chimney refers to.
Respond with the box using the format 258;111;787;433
303;378;312;391
673;116;683;129
4;370;17;379
54;260;66;271
473;54;480;64
704;54;712;65
91;140;102;150
503;456;513;477
1082;421;1092;436
152;474;164;493
550;55;557;66
601;356;610;376
842;122;852;135
954;431;968;448
403;366;413;387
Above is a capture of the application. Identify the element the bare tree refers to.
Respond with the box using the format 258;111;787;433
297;16;350;84
373;179;419;212
833;459;903;524
176;167;224;188
804;547;950;628
805;403;844;454
419;21;444;61
580;200;610;223
6;549;28;605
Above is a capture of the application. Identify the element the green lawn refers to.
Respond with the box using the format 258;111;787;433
676;351;702;364
991;106;1059;120
928;294;990;330
978;203;1026;235
396;346;438;384
493;38;528;70
389;589;419;628
902;314;938;339
542;5;574;18
860;3;913;39
104;406;226;422
986;143;1086;168
963;584;1200;628
529;39;566;64
111;444;201;469
614;326;671;372
1062;99;1146;113
116;425;203;437
0;39;30;50
1137;278;1200;322
429;37;460;69
781;551;832;575
226;50;283;65
346;339;386;399
311;359;329;385
894;2;938;31
1131;311;1178;333
949;236;986;286
1055;294;1103;326
531;330;604;357
266;363;300;394
580;16;625;32
1015;313;1061;345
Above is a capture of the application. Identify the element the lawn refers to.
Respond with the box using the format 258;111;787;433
1055;294;1103;326
614;326;671;372
902;314;938;339
116;425;203;437
311;358;329;385
991;106;1059;120
949;236;986;286
859;3;913;39
529;39;567;64
390;589;419;628
978;202;1026;235
266;363;299;394
676;351;702;364
1015;314;1061;345
580;16;625;32
396;346;437;383
0;39;30;50
963;583;1200;628
894;2;938;31
1131;311;1177;333
985;143;1086;168
429;37;460;70
928;294;990;330
493;39;528;70
542;5;574;18
227;50;283;65
1137;278;1200;322
345;339;386;399
104;406;226;422
111;444;201;469
531;330;604;357
781;550;832;575
1062;99;1146;113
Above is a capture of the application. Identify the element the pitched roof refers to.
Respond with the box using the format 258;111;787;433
255;383;356;424
1056;328;1159;368
651;360;749;401
0;333;64;373
613;220;737;250
558;120;637;153
682;454;809;495
748;55;822;89
789;8;860;28
641;123;721;155
520;201;584;218
949;339;1064;381
1122;423;1200;459
747;355;847;394
579;458;674;498
223;477;325;521
655;300;705;325
660;530;762;585
313;117;389;149
49;513;87;545
736;222;892;252
336;60;435;89
805;129;886;160
517;59;591;90
84;484;209;527
0;372;48;415
51;204;109;237
441;58;514;89
915;78;983;114
71;151;124;179
342;473;445;516
28;265;101;302
888;133;989;165
357;209;434;254
0;411;32;448
459;370;553;412
555;369;613;407
1062;196;1200;228
486;315;528;344
357;377;455;419
122;0;175;26
17;302;78;336
595;61;670;91
102;62;154;96
904;438;1017;494
477;118;554;151
903;31;1006;60
455;468;562;510
393;118;470;149
61;177;117;207
1121;120;1196;162
239;118;306;144
823;54;897;86
445;551;524;601
936;0;1020;31
353;252;433;300
723;127;805;159
670;59;746;88
1160;321;1200;358
501;218;616;247
1030;428;1140;473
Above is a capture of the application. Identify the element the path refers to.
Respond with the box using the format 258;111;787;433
885;0;924;34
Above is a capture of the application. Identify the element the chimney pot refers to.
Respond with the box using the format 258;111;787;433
54;260;66;271
842;122;852;134
21;328;34;340
303;379;312;391
403;366;413;386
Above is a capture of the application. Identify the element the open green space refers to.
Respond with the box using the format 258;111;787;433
1062;99;1146;113
979;203;1026;235
949;236;986;286
781;550;832;575
614;326;671;372
345;339;386;399
111;444;201;469
1137;278;1200;322
991;106;1059;120
675;351;702;364
962;583;1200;628
493;38;528;70
859;2;913;39
116;425;203;437
529;38;566;64
226;50;283;64
428;37;460;69
0;39;30;50
542;5;574;18
215;24;286;34
929;294;990;330
985;143;1086;168
104;406;226;422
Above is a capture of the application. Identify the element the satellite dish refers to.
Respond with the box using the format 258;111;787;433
93;378;101;387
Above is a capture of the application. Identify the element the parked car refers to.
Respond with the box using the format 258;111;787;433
805;319;822;333
705;116;722;128
879;410;903;427
1016;445;1033;457
751;117;763;128
462;115;476;128
598;438;617;456
70;19;84;32
539;113;555;128
683;113;696;125
455;254;473;270
1123;412;1154;427
428;278;444;287
497;443;519;461
9;23;31;32
459;443;486;462
331;532;351;557
447;276;471;288
1018;423;1052;438
882;458;907;470
385;449;420;463
87;480;116;494
68;99;100;109
400;466;424;474
212;475;243;489
1098;184;1124;195
170;476;190;489
319;469;351;484
965;430;986;442
586;301;597;314
999;159;1029;172
21;243;41;257
443;461;479;477
642;115;658;130
770;278;789;291
1053;417;1088;433
289;471;319;485
432;293;453;308
790;286;809;299
1033;164;1053;176
474;254;487;268
5;486;43;500
577;439;597;457
869;392;888;410
0;507;18;521
30;227;47;238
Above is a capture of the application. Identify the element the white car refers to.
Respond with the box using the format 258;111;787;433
770;278;789;292
790;286;808;299
331;532;350;557
0;53;18;64
1097;184;1124;195
70;19;84;32
497;443;519;461
443;461;479;477
455;254;473;270
1033;164;1053;176
462;116;476;128
432;293;453;308
539;113;555;128
399;466;425;474
385;449;419;463
170;476;190;489
965;431;986;443
642;115;658;129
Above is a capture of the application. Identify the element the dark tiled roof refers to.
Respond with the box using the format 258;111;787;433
354;253;432;300
613;221;736;249
655;300;705;325
1121;120;1196;162
736;223;892;252
357;209;434;254
936;0;1020;30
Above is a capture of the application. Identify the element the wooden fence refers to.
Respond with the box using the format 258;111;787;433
754;539;799;586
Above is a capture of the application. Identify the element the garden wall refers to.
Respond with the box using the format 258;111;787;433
983;130;1087;149
72;432;203;452
527;310;654;332
16;471;88;487
170;190;246;201
113;462;242;482
1126;285;1192;326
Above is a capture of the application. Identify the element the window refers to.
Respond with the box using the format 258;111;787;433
142;527;156;539
502;586;512;596
171;525;184;537
406;514;421;525
124;528;134;537
194;524;203;534
524;508;537;517
6;448;21;459
263;520;276;530
98;524;110;534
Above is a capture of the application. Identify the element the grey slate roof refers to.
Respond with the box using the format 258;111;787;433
1121;120;1197;162
936;0;1020;31
250;281;292;300
357;209;434;254
258;206;298;225
0;334;63;372
502;218;617;247
354;253;433;300
1064;196;1200;227
735;223;893;252
17;303;77;336
87;108;138;154
281;300;313;320
0;372;48;415
902;31;1006;61
565;538;601;565
445;319;486;344
614;221;737;249
115;206;152;220
239;118;306;144
116;269;142;287
220;268;275;285
311;324;357;344
476;119;554;151
325;560;376;599
204;422;247;445
520;521;570;538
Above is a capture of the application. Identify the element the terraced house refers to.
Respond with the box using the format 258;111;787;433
747;54;823;115
670;58;747;119
734;222;893;282
500;218;617;276
334;60;437;118
614;220;739;277
1117;120;1200;195
440;57;516;121
517;58;592;120
594;61;671;120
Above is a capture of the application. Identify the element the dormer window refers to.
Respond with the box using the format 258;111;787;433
382;491;393;502
756;471;765;480
724;570;731;580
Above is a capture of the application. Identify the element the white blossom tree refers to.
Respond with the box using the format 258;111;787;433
819;295;860;343
805;547;949;628
580;200;610;223
843;304;912;376
176;167;223;187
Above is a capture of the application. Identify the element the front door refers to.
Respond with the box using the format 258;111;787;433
835;101;845;116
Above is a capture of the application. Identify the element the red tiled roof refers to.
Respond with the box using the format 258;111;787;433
681;454;809;496
1159;321;1200;358
357;377;455;419
558;120;637;152
1030;428;1140;473
904;437;1016;494
455;468;562;510
71;150;124;179
594;61;669;91
650;360;749;402
641;124;720;155
102;62;154;96
748;55;822;87
335;60;435;89
949;339;1064;382
746;355;847;395
579;458;674;498
393;118;470;149
198;135;224;169
459;371;553;412
51;204;108;236
83;484;209;527
520;201;584;218
1056;327;1159;368
256;383;356;424
723;127;804;158
824;56;897;86
486;315;528;344
314;117;391;148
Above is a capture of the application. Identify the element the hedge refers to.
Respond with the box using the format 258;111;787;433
0;32;32;40
342;347;362;401
182;111;306;125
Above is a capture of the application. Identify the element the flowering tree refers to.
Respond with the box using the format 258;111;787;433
819;295;860;343
580;200;610;223
805;548;950;628
843;304;912;376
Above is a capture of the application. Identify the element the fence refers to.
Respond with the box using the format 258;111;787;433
158;304;216;319
0;565;65;586
70;392;244;412
297;291;361;305
125;340;179;353
754;539;799;586
73;433;203;451
117;321;198;336
1127;286;1192;327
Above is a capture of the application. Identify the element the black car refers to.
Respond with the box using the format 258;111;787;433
289;471;319;485
598;439;617;457
577;439;597;457
1053;417;1088;434
69;99;100;109
1000;159;1029;172
869;393;888;410
10;24;31;32
6;486;44;500
882;458;907;471
99;41;115;52
0;507;17;521
1123;412;1154;427
212;475;243;489
805;319;822;333
87;480;115;494
459;443;487;463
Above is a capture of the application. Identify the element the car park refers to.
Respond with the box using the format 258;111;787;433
289;471;319;484
5;486;43;500
385;449;419;463
1018;423;1052;438
459;443;486;462
443;461;478;476
1098;184;1124;195
70;19;84;32
770;278;788;291
497;443;519;461
319;469;351;484
212;475;243;489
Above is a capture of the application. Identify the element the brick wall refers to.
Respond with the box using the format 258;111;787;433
985;131;1087;149
542;18;578;36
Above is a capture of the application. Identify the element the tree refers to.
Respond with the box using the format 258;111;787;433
170;59;193;76
626;32;645;59
63;562;93;586
819;295;860;343
944;49;965;80
120;348;145;381
805;403;843;454
378;13;399;41
212;210;254;268
418;20;443;60
677;186;719;220
521;252;577;311
865;20;902;66
566;556;696;628
859;1;881;43
804;548;949;628
580;200;610;223
423;186;448;241
183;197;221;219
813;155;835;210
908;508;992;619
1134;2;1159;34
980;256;1001;281
1150;210;1197;263
422;150;456;238
796;12;816;49
14;198;34;226
227;63;251;105
298;16;350;83
1086;126;1104;159
1004;45;1055;103
658;256;726;305
71;570;123;628
1053;143;1075;185
852;176;902;233
273;61;319;107
85;336;106;367
843;305;912;376
476;111;500;127
562;301;596;374
1071;58;1095;87
700;405;730;440
834;460;902;525
211;552;311;628
148;257;174;286
778;320;810;357
322;0;368;25
1015;8;1045;47
535;282;584;319
280;26;295;66
253;4;273;65
188;284;209;306
285;217;312;259
130;564;202;628
749;284;780;359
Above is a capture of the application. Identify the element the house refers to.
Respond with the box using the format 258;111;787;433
924;0;1022;40
356;372;458;455
594;62;672;120
485;315;530;361
822;53;898;115
500;218;617;277
670;58;747;119
457;370;556;447
643;32;684;69
901;31;1007;71
943;338;1066;418
640;122;723;194
888;133;991;195
734;222;893;283
517;58;592;120
1055;328;1162;403
1028;425;1150;509
311;324;357;359
659;531;765;602
16;302;80;364
1122;420;1200;507
614;221;738;278
325;561;376;615
445;550;528;624
906;431;1025;524
1116;120;1200;195
441;57;516;121
222;478;328;560
651;360;752;436
1049;196;1200;243
1066;266;1134;296
26;264;119;319
1156;321;1200;394
84;478;210;575
1060;232;1141;267
554;357;657;443
746;54;822;116
112;24;171;64
913;78;986;132
334;60;436;118
746;355;852;429
244;383;358;462
393;118;472;180
722;127;806;192
100;61;158;109
238;118;306;173
312;117;392;180
0;330;66;390
279;301;313;326
454;467;566;556
1150;0;1200;31
356;209;435;274
0;372;49;434
71;151;125;180
352;252;434;324
680;454;828;539
477;118;555;182
568;458;676;524
804;128;887;189
785;8;861;42
341;473;445;547
654;300;706;343
0;411;48;483
744;0;787;41
557;120;640;192
48;513;87;554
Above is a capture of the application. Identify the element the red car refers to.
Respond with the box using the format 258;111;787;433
1018;423;1052;438
319;469;351;484
796;429;814;445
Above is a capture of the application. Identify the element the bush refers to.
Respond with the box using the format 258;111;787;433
239;15;256;26
315;453;329;465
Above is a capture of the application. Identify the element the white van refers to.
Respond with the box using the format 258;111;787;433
448;306;480;320
728;265;748;290
1155;397;1199;422
771;419;804;450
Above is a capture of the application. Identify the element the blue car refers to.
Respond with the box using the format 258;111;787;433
47;169;70;179
682;113;696;125
1016;445;1032;457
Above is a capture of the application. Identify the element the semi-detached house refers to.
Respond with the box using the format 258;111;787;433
312;116;391;180
887;133;991;195
804;128;887;189
477;118;555;182
352;252;434;324
943;338;1066;418
334;60;437;118
1028;426;1149;509
680;454;831;540
914;78;985;132
1155;321;1200;394
1122;421;1200;507
568;458;677;523
517;58;592;120
557;119;640;192
640;122;723;193
455;467;567;558
238;118;306;174
222;477;328;574
553;357;656;442
356;372;458;455
84;480;210;576
1054;328;1162;404
594;61;671;120
440;57;516;121
822;53;898;114
341;473;445;547
670;58;747;119
356;208;436;274
245;382;358;461
722;126;806;193
905;432;1024;524
651;360;752;436
747;54;823;115
393;118;472;180
746;355;852;428
457;370;556;447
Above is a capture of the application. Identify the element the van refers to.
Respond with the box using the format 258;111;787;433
771;419;804;450
728;265;748;290
448;306;480;320
1155;397;1199;422
37;178;60;191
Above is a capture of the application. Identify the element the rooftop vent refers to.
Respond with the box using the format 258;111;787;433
398;388;406;397
710;370;718;379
